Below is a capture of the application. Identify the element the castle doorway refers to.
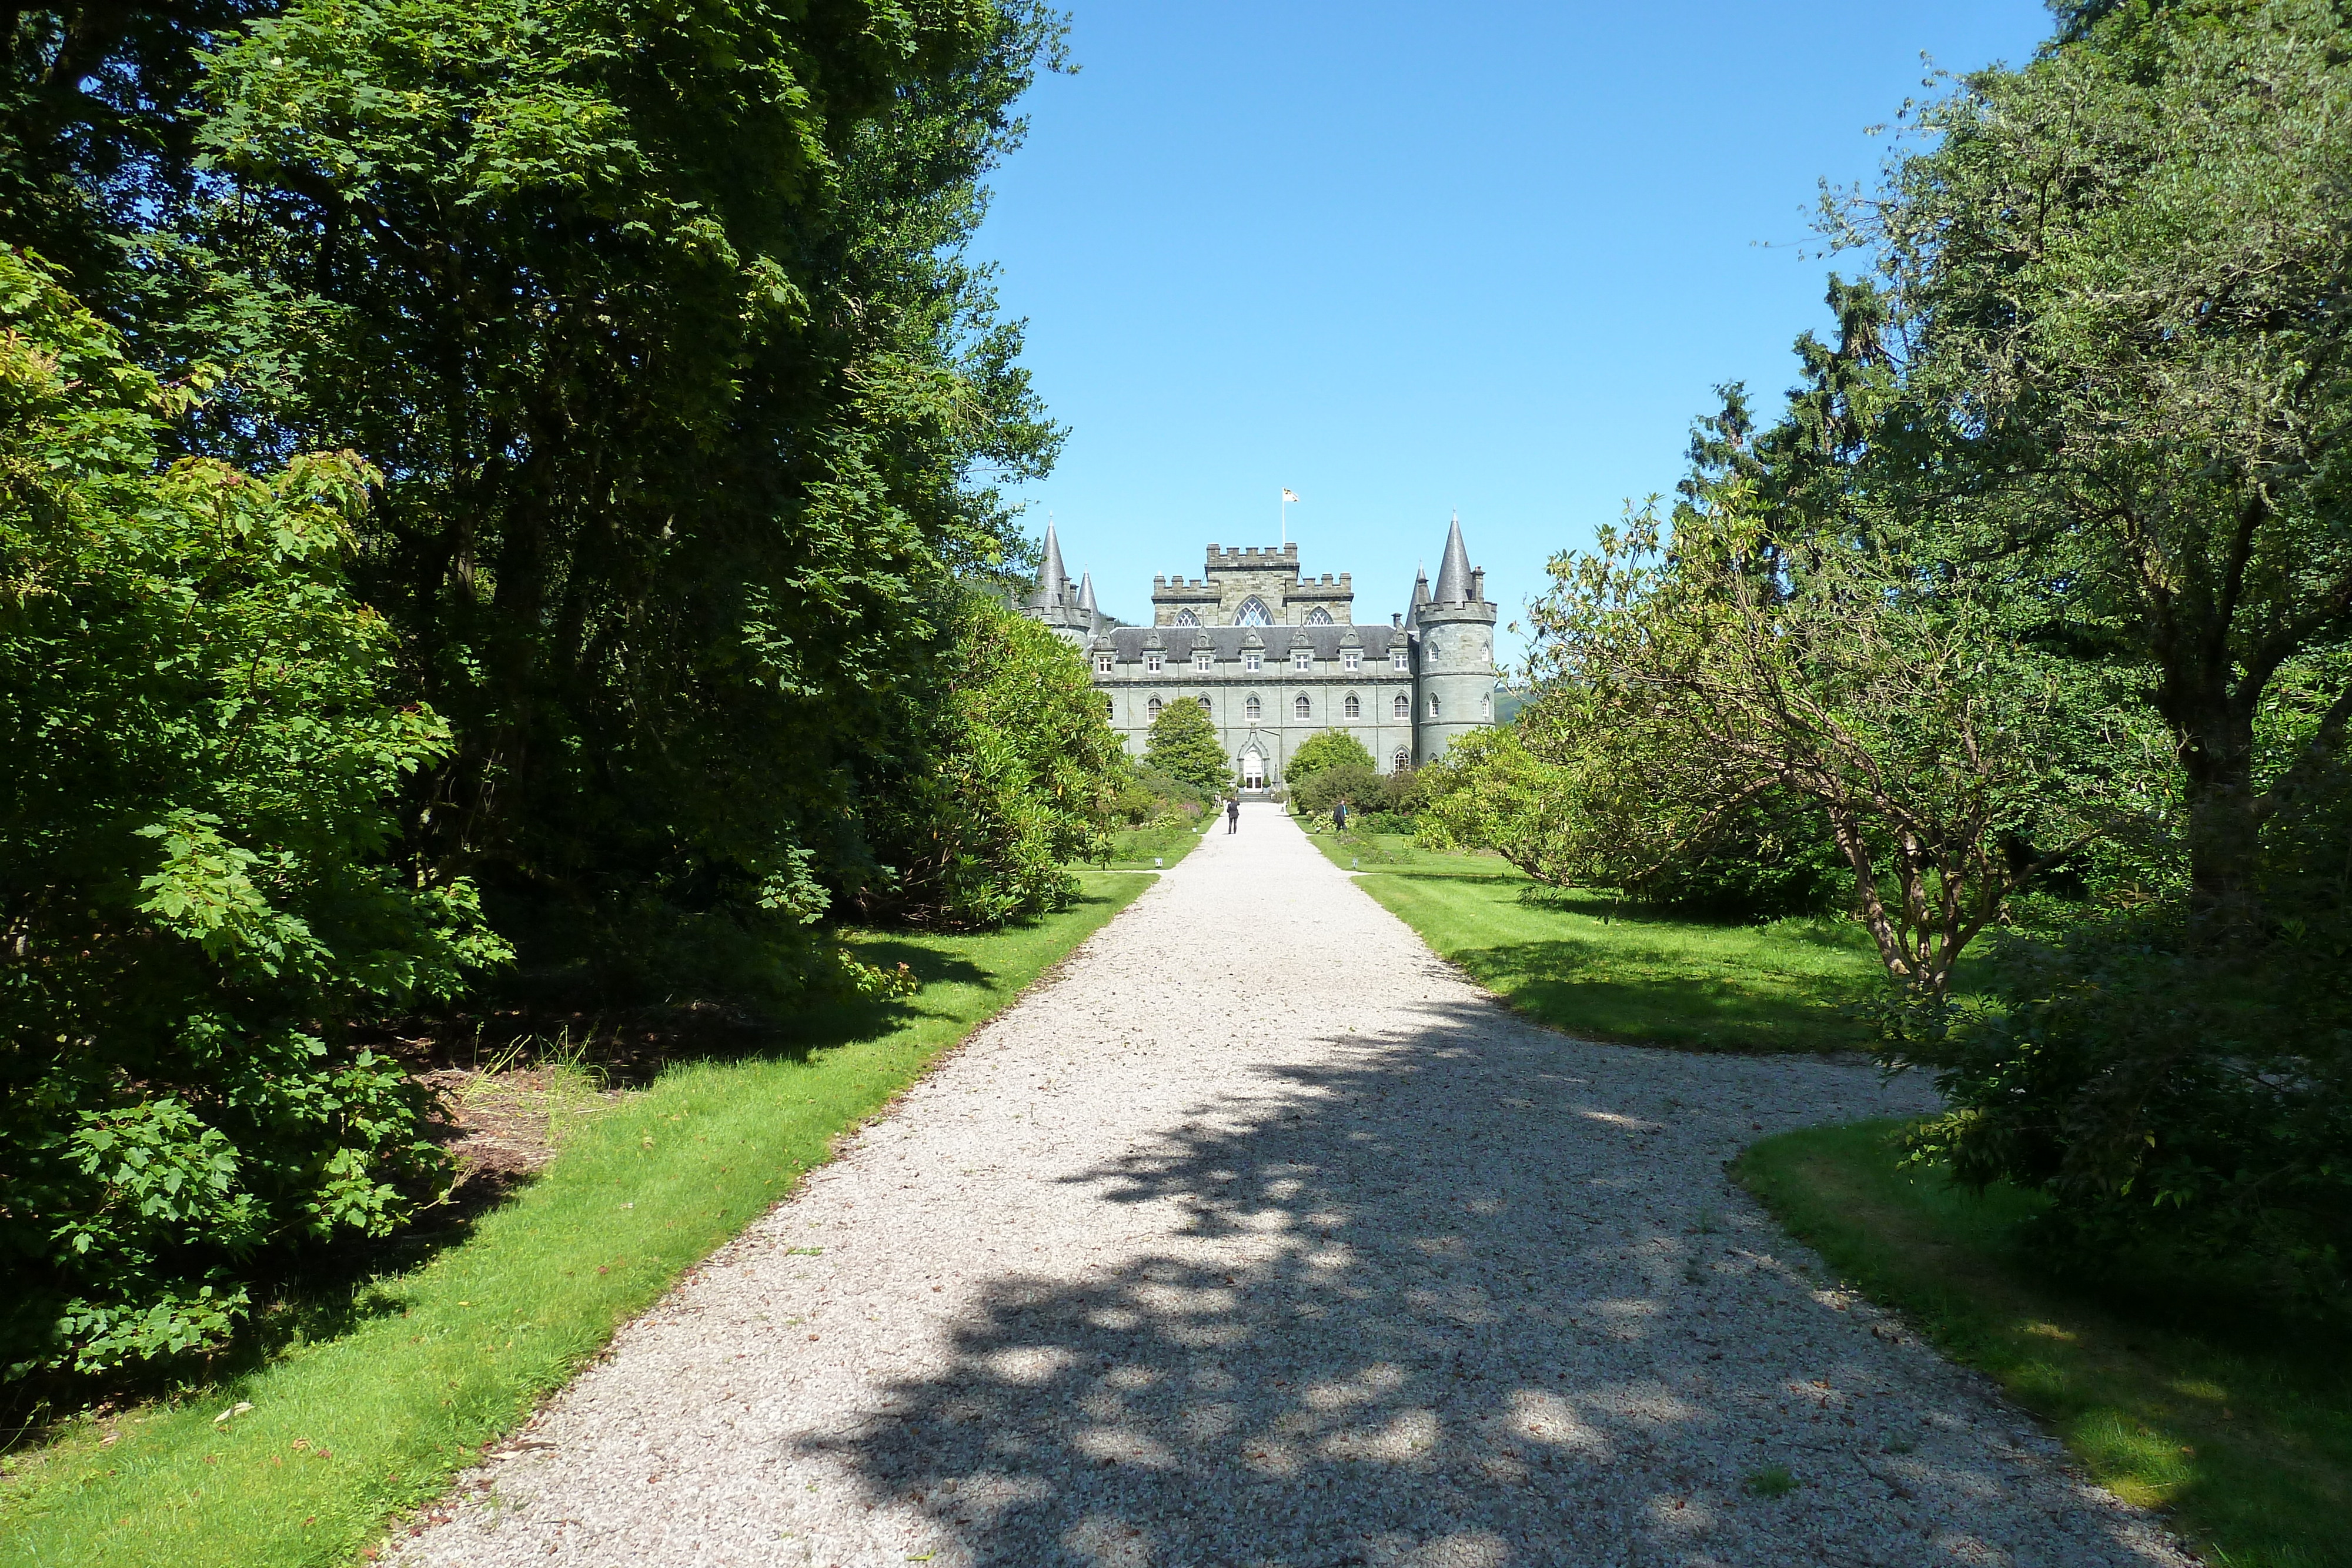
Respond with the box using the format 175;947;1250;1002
1240;747;1266;788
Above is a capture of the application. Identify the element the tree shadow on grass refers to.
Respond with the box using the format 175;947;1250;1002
1445;941;1874;1055
804;1002;2168;1568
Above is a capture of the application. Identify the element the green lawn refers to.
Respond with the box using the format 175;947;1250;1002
1095;813;1212;870
0;874;1151;1568
1736;1122;2352;1568
1314;830;1885;1053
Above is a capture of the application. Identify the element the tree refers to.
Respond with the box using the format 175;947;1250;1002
19;0;1073;995
851;597;1125;930
1525;480;2141;998
1414;724;1585;884
1143;700;1228;797
1284;730;1374;794
1838;0;2352;915
0;253;505;1375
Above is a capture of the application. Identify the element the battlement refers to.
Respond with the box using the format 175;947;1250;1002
1204;543;1299;573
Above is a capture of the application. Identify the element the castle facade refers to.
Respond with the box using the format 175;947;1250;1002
1022;518;1497;788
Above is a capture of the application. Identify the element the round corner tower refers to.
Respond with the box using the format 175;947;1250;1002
1411;515;1497;765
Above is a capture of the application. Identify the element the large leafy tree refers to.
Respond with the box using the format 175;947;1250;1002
106;0;1071;985
1142;698;1228;797
1839;0;2352;914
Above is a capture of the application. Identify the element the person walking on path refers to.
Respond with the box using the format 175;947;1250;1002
1224;794;1240;834
1332;797;1348;833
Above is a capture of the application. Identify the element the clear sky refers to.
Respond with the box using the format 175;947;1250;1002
974;1;2056;667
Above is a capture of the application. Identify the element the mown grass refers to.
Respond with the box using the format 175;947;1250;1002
0;874;1150;1568
1095;812;1211;871
1735;1121;2352;1568
1312;830;1885;1053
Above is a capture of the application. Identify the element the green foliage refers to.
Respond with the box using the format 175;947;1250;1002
851;596;1125;930
0;253;506;1376
132;0;1069;992
1141;697;1228;796
0;877;1150;1568
1290;761;1382;820
1892;912;2352;1320
1115;766;1211;827
1282;730;1374;794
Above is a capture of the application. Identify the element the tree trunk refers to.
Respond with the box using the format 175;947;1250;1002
2170;684;2263;921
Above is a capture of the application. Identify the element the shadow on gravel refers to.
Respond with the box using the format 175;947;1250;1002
808;1002;2171;1568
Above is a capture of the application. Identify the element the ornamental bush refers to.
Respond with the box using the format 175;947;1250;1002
1141;697;1228;797
1283;730;1375;795
0;254;507;1377
850;596;1125;930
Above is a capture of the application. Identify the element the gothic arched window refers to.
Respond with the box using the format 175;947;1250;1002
1344;693;1361;719
1235;597;1271;627
1294;694;1311;720
1245;695;1261;722
1305;607;1332;625
1429;694;1441;719
1197;696;1211;714
1175;609;1200;627
1147;697;1163;719
1393;694;1409;719
1394;748;1410;773
1482;693;1492;718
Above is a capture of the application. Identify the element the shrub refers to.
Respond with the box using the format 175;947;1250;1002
1890;911;2352;1319
1284;730;1375;794
0;255;507;1378
1142;697;1228;796
1292;761;1382;819
851;596;1125;929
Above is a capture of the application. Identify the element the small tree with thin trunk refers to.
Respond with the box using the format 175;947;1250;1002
1526;488;2149;999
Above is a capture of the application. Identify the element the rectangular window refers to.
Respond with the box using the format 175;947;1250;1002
1292;649;1311;671
1244;652;1261;673
1145;654;1163;674
1391;648;1408;671
1194;651;1212;673
1342;650;1361;671
1095;654;1113;676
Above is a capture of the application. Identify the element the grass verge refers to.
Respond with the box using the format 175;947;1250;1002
0;873;1150;1568
1095;814;1211;870
1314;830;1885;1053
1735;1120;2352;1568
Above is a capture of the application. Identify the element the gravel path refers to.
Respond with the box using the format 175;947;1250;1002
392;804;2191;1568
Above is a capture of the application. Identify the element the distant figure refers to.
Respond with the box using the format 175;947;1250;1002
1333;798;1348;833
1226;795;1240;834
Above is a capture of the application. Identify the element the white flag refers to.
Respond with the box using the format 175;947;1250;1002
1282;488;1301;503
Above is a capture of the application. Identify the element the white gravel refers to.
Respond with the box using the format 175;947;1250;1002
389;803;2193;1568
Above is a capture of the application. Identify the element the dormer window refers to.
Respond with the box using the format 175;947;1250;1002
1095;654;1114;676
1145;653;1164;674
1342;650;1360;671
1194;649;1212;673
1291;648;1311;672
1392;648;1408;671
1244;651;1262;673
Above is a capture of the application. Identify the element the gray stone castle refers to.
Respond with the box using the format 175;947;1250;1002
1021;518;1497;788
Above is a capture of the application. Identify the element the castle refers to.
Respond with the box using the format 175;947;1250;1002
1021;518;1498;789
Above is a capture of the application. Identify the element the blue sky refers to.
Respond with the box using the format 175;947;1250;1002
975;2;2054;667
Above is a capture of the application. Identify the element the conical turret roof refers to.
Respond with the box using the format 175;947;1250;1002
1434;514;1474;605
1034;520;1070;608
1075;571;1098;624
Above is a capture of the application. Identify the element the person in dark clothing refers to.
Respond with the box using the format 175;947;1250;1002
1225;796;1240;834
1333;798;1348;833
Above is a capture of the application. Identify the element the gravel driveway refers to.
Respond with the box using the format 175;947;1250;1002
391;803;2191;1568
